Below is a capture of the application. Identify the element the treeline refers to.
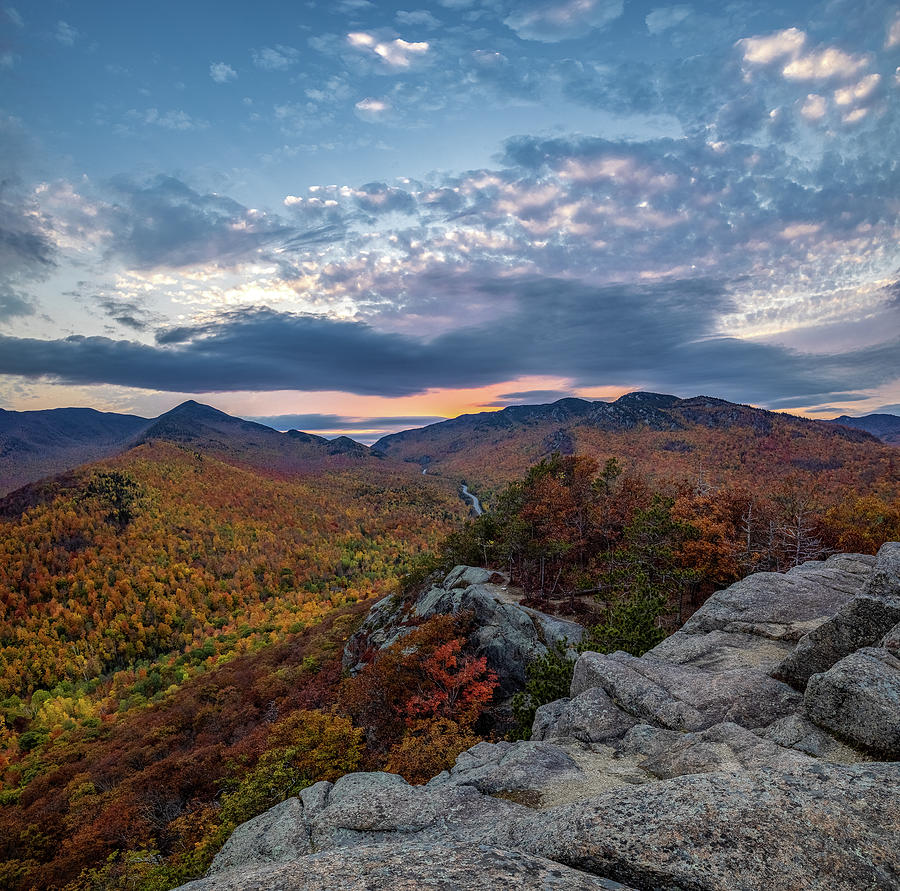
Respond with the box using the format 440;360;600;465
0;442;485;890
444;453;900;629
0;608;499;890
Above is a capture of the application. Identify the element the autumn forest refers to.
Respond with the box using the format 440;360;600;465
1;398;899;889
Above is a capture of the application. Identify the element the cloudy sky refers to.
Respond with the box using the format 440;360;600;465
1;0;898;439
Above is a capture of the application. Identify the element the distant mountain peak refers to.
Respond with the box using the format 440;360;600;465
158;400;231;420
824;412;900;445
613;391;680;407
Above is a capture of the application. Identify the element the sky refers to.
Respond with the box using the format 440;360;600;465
1;0;898;441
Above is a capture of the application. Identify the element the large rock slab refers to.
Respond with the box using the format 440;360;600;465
883;619;900;655
570;650;801;732
679;553;875;641
533;686;640;744
515;762;900;891
180;548;900;891
208;798;310;875
759;713;871;762
430;737;652;807
307;771;524;851
427;739;581;798
776;543;900;689
649;628;793;673
628;721;812;779
184;842;634;890
203;771;530;883
804;647;900;758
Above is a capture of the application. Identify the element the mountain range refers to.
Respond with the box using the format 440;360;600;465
1;392;898;498
0;400;373;497
372;392;897;494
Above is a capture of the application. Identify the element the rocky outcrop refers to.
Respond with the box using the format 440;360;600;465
343;565;584;694
178;548;900;891
776;542;900;689
185;842;635;890
512;761;900;891
804;647;900;758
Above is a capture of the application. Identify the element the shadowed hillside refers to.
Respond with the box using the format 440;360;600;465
0;407;149;497
826;413;900;446
373;392;895;497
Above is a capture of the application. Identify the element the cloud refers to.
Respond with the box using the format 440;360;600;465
486;388;575;406
645;5;691;35
251;45;300;71
0;290;35;322
121;108;208;132
97;175;333;270
738;27;870;85
799;93;827;121
355;97;392;120
782;47;869;81
504;0;624;42
833;73;880;106
395;10;442;29
93;295;164;332
4;7;23;28
249;412;446;431
887;11;900;48
738;28;806;66
210;62;237;83
54;20;79;46
462;50;542;100
0;117;57;297
2;272;897;408
353;182;416;215
347;31;430;68
767;392;869;410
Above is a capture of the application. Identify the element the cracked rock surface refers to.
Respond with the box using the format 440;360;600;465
178;545;900;891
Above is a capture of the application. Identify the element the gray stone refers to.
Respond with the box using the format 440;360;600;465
183;842;636;890
759;714;869;762
308;771;526;851
775;595;900;690
208;797;309;876
344;565;584;694
297;780;331;817
570;650;801;731
634;721;811;779
805;647;900;758
513;762;900;891
442;565;495;589
679;553;875;641
427;739;580;796
530;696;572;739
865;541;900;600
775;543;900;690
430;738;654;808
616;723;681;759
179;548;900;891
650;628;794;672
883;620;900;656
533;686;639;744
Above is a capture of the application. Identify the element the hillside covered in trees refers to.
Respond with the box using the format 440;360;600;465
1;396;899;889
374;392;899;497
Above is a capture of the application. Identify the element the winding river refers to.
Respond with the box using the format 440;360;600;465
460;483;483;516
